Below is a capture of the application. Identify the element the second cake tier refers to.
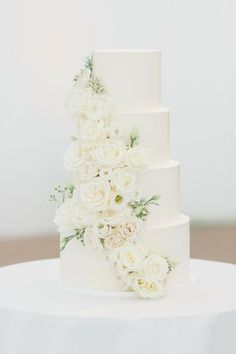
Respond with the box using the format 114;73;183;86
138;161;180;227
112;108;170;166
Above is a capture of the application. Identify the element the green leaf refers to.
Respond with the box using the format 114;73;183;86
129;128;138;148
60;228;86;251
84;55;93;78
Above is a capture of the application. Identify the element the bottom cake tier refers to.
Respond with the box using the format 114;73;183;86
60;214;190;292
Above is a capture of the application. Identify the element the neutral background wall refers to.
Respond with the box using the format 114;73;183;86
1;0;235;238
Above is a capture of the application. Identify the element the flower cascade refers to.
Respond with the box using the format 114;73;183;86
51;56;177;299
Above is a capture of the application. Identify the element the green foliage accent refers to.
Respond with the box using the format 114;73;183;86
129;128;138;148
60;228;85;251
130;195;160;221
48;184;75;204
70;136;78;141
166;258;179;273
84;55;93;77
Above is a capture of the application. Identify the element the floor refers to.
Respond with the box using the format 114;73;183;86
0;226;235;267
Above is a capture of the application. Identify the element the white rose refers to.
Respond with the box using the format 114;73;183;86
66;86;92;117
79;119;106;145
92;140;126;167
79;178;111;211
78;161;99;181
83;228;103;253
53;198;89;236
141;254;169;281
102;206;131;226
99;166;114;181
113;168;136;194
132;276;164;299
86;94;112;121
63;141;88;172
106;121;123;139
93;221;112;239
116;245;146;272
126;145;149;170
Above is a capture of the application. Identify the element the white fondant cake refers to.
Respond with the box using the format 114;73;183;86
54;50;190;299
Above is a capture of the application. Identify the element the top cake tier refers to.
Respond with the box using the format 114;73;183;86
93;50;161;111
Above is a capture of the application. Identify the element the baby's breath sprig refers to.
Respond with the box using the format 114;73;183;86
60;228;85;252
130;194;160;221
73;55;105;94
88;76;105;94
84;55;105;94
48;184;75;205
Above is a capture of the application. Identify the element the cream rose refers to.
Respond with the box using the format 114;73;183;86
78;161;99;181
104;229;126;250
141;254;169;281
126;145;149;170
63;141;88;172
92;140;126;167
132;276;164;299
79;178;111;211
113;168;136;194
118;217;139;240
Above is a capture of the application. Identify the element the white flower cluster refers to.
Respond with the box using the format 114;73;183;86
109;244;171;299
53;56;176;299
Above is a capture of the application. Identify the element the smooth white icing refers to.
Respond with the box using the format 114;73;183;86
112;108;170;166
139;161;180;227
60;238;122;291
93;50;161;111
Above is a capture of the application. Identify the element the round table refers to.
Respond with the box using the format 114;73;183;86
0;259;235;354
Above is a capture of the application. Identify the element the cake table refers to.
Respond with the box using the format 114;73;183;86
0;259;235;354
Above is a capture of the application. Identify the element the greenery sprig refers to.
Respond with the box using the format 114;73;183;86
60;228;85;251
48;184;75;205
84;56;93;77
73;55;105;94
130;194;160;221
128;128;138;148
166;258;179;273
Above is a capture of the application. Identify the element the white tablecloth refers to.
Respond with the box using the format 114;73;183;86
0;259;235;354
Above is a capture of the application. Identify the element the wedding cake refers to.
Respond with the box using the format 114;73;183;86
52;50;190;299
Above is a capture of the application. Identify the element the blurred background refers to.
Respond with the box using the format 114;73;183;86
0;0;235;266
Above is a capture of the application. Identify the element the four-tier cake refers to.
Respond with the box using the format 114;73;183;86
53;50;190;299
